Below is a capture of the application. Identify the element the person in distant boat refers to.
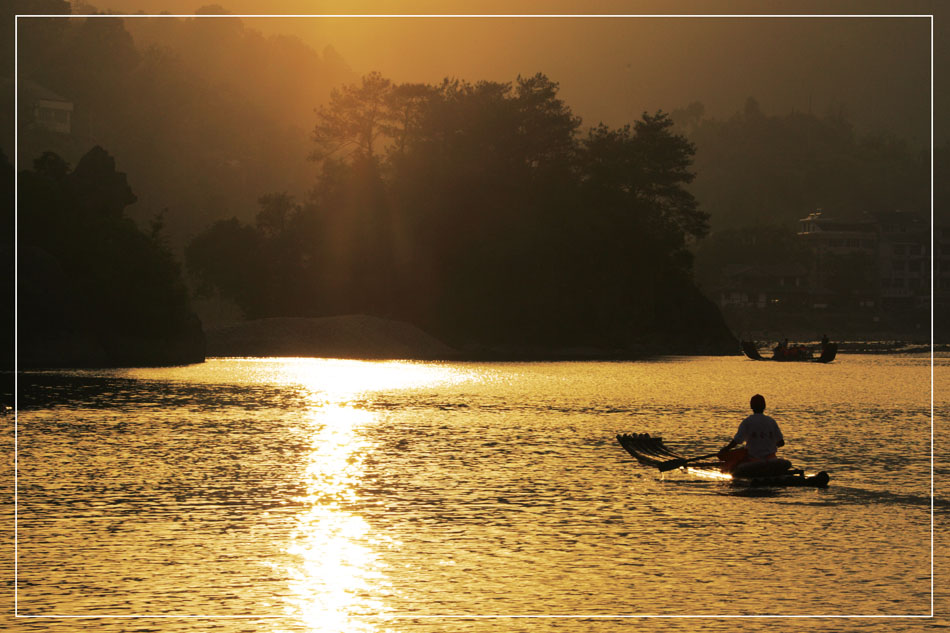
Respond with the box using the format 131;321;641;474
821;333;829;350
773;338;787;360
717;394;785;473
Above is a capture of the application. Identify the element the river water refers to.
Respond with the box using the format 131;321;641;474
3;354;948;632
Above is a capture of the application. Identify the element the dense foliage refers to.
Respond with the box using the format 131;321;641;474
6;2;353;246
187;73;728;351
16;146;204;367
672;98;932;229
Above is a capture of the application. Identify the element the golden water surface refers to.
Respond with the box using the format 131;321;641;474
3;354;947;631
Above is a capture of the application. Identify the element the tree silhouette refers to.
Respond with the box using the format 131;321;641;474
187;72;733;353
680;100;929;229
310;71;394;163
18;147;204;367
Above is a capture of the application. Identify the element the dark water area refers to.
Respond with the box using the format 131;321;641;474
3;355;947;631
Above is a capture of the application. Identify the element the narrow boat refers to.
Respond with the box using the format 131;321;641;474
616;432;830;488
741;340;837;363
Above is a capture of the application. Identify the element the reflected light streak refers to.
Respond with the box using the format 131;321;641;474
686;466;732;481
276;359;466;632
281;404;392;632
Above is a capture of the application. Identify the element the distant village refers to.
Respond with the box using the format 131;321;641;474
711;210;943;342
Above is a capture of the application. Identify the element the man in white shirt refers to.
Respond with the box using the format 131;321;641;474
718;394;785;473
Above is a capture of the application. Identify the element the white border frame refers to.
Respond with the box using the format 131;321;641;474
13;11;936;621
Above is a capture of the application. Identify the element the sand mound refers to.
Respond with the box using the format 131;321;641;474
206;315;457;360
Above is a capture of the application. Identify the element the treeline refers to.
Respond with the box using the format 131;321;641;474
7;2;352;246
671;98;932;229
186;73;734;352
14;146;204;368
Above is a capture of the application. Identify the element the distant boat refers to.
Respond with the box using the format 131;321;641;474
741;340;837;363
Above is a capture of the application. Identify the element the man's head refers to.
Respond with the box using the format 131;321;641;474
750;394;766;414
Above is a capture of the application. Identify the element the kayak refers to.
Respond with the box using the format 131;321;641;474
616;432;830;488
741;341;837;363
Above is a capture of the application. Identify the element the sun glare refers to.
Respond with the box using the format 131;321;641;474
275;358;466;404
264;358;464;630
122;358;475;626
279;403;391;631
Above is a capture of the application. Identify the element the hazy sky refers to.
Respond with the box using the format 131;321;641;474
57;1;945;143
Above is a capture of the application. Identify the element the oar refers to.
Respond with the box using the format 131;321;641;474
658;452;721;472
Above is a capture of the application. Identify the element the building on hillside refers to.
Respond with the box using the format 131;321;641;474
796;211;879;308
876;210;931;310
796;209;940;312
20;80;74;135
797;212;879;256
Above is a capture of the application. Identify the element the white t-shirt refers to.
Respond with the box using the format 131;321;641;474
733;413;784;459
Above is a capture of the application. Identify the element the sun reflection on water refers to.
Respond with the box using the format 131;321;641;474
275;358;467;404
279;404;389;632
272;360;466;631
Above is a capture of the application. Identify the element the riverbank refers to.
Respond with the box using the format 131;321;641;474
832;340;950;354
205;315;949;361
